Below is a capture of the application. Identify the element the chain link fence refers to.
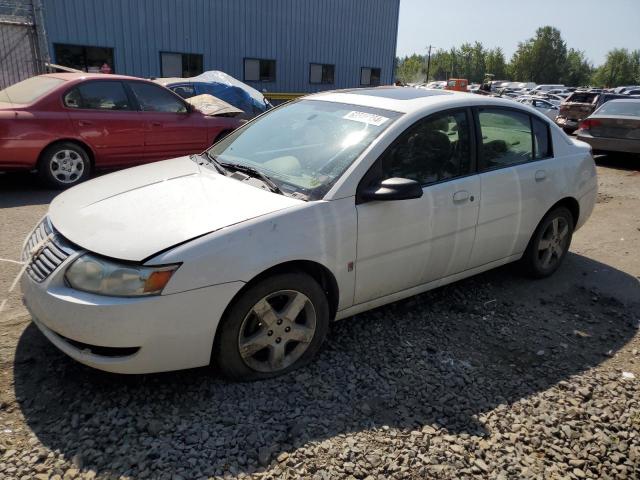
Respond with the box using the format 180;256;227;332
0;0;48;89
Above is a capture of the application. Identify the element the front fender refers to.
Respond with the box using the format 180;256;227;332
150;197;357;311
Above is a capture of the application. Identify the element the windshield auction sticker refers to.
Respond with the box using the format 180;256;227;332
343;111;389;126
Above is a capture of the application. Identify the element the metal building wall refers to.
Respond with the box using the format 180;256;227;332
40;0;400;92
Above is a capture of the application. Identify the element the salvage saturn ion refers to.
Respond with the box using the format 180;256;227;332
21;87;597;380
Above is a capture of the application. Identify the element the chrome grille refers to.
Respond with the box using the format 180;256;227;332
22;218;74;283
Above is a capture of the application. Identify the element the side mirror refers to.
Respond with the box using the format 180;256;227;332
360;177;423;202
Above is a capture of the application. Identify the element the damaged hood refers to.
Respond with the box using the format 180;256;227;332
48;157;302;261
185;94;243;116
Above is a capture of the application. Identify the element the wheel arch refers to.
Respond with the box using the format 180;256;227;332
219;259;340;328
548;197;580;226
38;138;96;169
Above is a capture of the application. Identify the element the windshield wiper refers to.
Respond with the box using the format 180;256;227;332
218;160;283;195
202;152;283;195
201;152;228;175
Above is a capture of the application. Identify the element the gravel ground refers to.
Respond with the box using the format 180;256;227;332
1;155;639;480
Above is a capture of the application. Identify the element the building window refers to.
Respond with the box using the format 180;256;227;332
360;67;381;86
309;63;335;84
160;52;203;78
54;44;114;73
244;58;276;82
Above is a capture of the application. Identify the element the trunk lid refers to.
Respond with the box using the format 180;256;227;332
589;116;640;139
560;92;599;120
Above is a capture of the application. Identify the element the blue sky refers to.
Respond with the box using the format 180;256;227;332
396;0;640;65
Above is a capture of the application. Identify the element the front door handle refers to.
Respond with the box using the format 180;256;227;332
453;190;470;203
151;121;162;127
77;121;93;127
535;170;547;182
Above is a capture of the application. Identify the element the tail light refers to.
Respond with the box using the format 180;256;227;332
579;119;601;130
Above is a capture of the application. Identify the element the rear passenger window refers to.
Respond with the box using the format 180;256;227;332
66;81;131;110
379;110;472;185
478;109;532;170
532;117;552;159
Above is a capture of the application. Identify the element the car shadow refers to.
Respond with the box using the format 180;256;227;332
0;172;59;208
594;153;640;172
13;253;639;478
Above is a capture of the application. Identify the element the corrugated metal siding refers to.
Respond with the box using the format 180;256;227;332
40;0;399;92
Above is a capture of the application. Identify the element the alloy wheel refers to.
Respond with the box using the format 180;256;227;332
238;290;317;373
537;216;570;270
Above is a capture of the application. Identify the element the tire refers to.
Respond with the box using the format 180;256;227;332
520;206;574;278
38;142;91;189
213;272;330;381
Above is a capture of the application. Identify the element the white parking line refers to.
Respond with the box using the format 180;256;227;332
0;258;24;265
9;263;26;292
0;259;27;317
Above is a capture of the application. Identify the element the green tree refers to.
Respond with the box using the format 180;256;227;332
562;49;593;86
510;26;568;83
485;48;508;80
393;25;638;87
427;49;452;81
395;54;426;83
592;49;640;87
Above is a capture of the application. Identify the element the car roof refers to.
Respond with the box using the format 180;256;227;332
307;86;518;114
604;98;640;103
40;72;150;82
153;77;192;86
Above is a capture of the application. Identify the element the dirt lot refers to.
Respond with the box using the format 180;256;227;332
0;155;639;480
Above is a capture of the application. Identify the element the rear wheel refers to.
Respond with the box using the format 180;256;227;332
213;272;329;381
521;207;574;278
38;142;91;189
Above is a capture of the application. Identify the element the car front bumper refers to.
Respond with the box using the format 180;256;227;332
21;258;244;374
575;131;640;154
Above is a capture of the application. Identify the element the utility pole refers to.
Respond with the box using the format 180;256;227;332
425;45;433;83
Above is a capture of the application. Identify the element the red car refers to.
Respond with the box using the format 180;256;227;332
0;73;242;188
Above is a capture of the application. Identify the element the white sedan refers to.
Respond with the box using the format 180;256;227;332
21;88;597;380
517;97;560;120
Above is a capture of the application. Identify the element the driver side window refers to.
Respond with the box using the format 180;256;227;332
379;110;472;185
127;81;188;113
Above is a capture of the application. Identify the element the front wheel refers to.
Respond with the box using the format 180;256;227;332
521;207;574;278
38;142;91;189
213;272;330;381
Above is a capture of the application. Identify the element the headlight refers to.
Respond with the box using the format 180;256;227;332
65;254;179;297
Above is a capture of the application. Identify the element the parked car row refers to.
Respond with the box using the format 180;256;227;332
555;90;640;133
448;81;640;155
0;73;246;188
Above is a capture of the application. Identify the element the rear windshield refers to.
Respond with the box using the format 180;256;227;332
566;92;598;104
596;101;640;117
0;76;65;104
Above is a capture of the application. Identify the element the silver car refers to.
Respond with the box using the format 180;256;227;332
576;99;640;155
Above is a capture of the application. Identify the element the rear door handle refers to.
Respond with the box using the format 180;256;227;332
151;121;162;127
535;170;547;182
453;190;470;203
77;121;93;127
